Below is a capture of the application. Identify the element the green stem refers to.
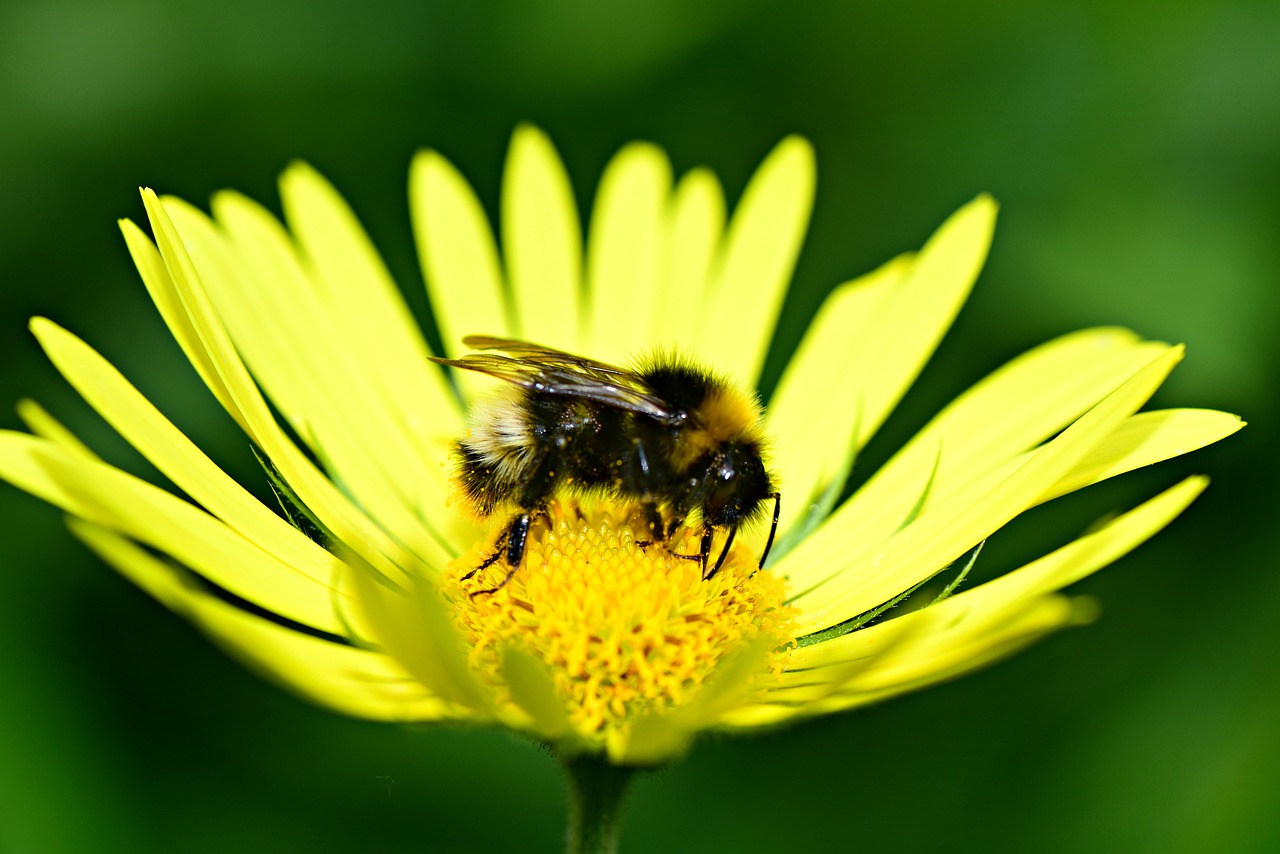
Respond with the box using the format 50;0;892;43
560;753;636;854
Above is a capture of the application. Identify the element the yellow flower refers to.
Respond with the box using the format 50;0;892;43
0;126;1241;771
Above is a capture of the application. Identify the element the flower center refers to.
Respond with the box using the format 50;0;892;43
442;501;795;744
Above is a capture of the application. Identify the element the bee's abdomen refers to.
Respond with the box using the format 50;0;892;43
454;390;540;517
455;392;626;517
456;442;517;516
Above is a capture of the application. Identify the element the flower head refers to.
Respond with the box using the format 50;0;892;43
0;126;1241;766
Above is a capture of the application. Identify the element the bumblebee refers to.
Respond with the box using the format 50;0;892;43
432;336;781;593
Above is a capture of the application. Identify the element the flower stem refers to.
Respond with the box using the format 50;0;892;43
560;753;636;854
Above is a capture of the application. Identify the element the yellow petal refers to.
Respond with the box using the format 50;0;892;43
352;569;495;715
951;475;1206;609
170;192;461;568
934;408;1242;517
71;520;448;722
120;218;247;434
796;596;1089;716
608;636;774;765
16;399;95;458
138;189;415;584
1042;409;1242;502
582;142;672;362
778;329;1168;592
920;334;1169;510
773;478;1203;717
653;168;725;350
699;136;815;383
792;476;1206;674
848;195;997;448
501;124;582;347
791;347;1183;635
29;318;352;605
410;148;511;395
278;161;463;430
0;431;343;633
499;647;576;741
762;197;995;560
764;254;910;542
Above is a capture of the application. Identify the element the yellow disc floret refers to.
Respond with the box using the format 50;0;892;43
442;501;795;746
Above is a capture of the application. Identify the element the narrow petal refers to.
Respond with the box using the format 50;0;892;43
785;596;1088;716
1042;409;1242;502
844;195;997;447
761;197;995;556
608;636;774;765
778;329;1170;591
278;161;462;430
783;477;1206;711
935;408;1243;517
699;137;815;383
790;347;1183;635
652;168;725;350
30;318;351;601
0;432;343;633
499;648;576;741
764;255;910;541
352;570;496;716
17;399;95;457
72;520;448;722
410;149;511;388
168;192;464;568
582;142;672;362
120;218;247;434
501;125;582;347
138;189;418;583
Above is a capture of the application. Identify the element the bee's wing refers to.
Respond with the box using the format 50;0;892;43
459;335;634;377
432;341;674;421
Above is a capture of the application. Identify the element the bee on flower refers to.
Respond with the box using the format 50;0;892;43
0;126;1240;846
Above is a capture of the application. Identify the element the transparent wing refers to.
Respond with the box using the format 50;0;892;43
432;336;674;421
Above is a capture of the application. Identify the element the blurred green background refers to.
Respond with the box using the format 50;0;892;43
1;1;1275;851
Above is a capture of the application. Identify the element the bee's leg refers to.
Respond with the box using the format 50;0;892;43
462;526;510;582
666;515;685;540
697;526;714;576
471;512;533;597
705;525;737;581
505;512;533;566
756;491;782;571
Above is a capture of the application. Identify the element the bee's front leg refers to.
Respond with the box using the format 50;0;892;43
505;512;533;567
697;526;714;576
705;525;736;581
463;525;511;582
470;511;534;597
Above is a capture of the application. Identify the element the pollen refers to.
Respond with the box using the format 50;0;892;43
442;502;795;745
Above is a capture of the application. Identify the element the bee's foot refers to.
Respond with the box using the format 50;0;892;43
470;563;520;598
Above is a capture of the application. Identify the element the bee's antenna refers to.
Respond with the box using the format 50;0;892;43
757;492;781;570
705;525;737;581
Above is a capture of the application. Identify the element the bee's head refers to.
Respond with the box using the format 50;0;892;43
697;441;772;527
